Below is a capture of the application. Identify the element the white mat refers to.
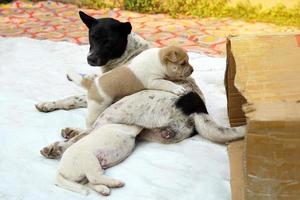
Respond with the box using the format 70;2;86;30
0;37;231;200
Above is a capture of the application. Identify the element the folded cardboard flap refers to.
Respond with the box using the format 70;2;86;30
225;38;247;127
227;33;300;200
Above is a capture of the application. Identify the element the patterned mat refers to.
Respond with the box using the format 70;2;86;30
0;1;298;56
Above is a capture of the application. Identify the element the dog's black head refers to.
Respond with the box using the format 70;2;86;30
79;11;132;66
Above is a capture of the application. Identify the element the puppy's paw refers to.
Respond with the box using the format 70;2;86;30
160;127;176;139
98;185;110;196
35;102;57;112
61;127;81;139
171;85;186;95
116;181;125;188
40;142;63;159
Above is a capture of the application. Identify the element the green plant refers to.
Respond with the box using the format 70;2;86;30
50;0;300;28
78;0;112;8
124;0;164;13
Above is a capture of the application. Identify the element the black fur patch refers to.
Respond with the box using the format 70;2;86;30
175;92;208;115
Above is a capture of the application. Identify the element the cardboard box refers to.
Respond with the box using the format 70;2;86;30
226;34;300;200
228;140;245;200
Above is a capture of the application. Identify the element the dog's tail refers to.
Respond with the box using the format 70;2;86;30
176;92;245;143
66;70;94;89
55;173;89;195
193;114;245;143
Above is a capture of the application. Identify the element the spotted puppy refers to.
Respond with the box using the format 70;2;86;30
41;90;245;160
67;46;193;127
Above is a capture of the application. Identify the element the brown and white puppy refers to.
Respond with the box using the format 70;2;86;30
56;124;142;196
68;46;194;127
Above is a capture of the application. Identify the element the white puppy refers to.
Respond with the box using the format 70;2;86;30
68;46;193;127
56;124;142;196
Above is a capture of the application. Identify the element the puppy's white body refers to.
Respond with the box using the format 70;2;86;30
56;124;142;195
68;46;192;127
128;48;185;94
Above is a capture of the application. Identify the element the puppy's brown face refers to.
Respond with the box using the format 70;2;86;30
159;46;193;80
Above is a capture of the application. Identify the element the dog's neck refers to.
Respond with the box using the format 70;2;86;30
102;33;150;72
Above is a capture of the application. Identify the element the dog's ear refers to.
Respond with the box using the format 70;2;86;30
165;51;178;63
79;11;96;29
119;22;132;35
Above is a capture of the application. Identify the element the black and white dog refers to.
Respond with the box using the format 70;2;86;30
38;11;245;159
36;11;149;112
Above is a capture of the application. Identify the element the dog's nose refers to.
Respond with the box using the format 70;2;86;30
87;56;97;66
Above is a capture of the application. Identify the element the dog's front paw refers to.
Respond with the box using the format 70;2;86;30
160;127;176;139
40;142;63;159
172;85;186;95
61;127;81;139
35;102;57;112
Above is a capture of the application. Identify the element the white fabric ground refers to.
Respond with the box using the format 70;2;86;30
0;37;231;200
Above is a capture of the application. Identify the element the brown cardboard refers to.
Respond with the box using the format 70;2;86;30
244;102;300;200
228;140;245;200
225;37;247;127
227;33;300;200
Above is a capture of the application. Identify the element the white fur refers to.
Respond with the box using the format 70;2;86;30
128;48;185;94
56;124;142;196
85;78;113;127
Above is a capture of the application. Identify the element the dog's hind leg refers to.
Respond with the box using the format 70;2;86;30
35;95;87;112
87;183;110;196
82;153;125;188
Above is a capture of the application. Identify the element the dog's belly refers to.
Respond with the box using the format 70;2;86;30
95;138;135;169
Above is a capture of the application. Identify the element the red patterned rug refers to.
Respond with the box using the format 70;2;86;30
0;1;298;56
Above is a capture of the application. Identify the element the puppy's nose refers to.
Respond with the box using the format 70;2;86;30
187;68;194;76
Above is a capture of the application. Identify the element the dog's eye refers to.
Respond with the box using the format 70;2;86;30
181;62;186;66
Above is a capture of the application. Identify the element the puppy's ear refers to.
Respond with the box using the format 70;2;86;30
79;11;96;29
165;51;178;63
119;22;132;35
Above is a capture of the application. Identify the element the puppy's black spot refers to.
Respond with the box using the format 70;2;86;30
175;92;208;115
